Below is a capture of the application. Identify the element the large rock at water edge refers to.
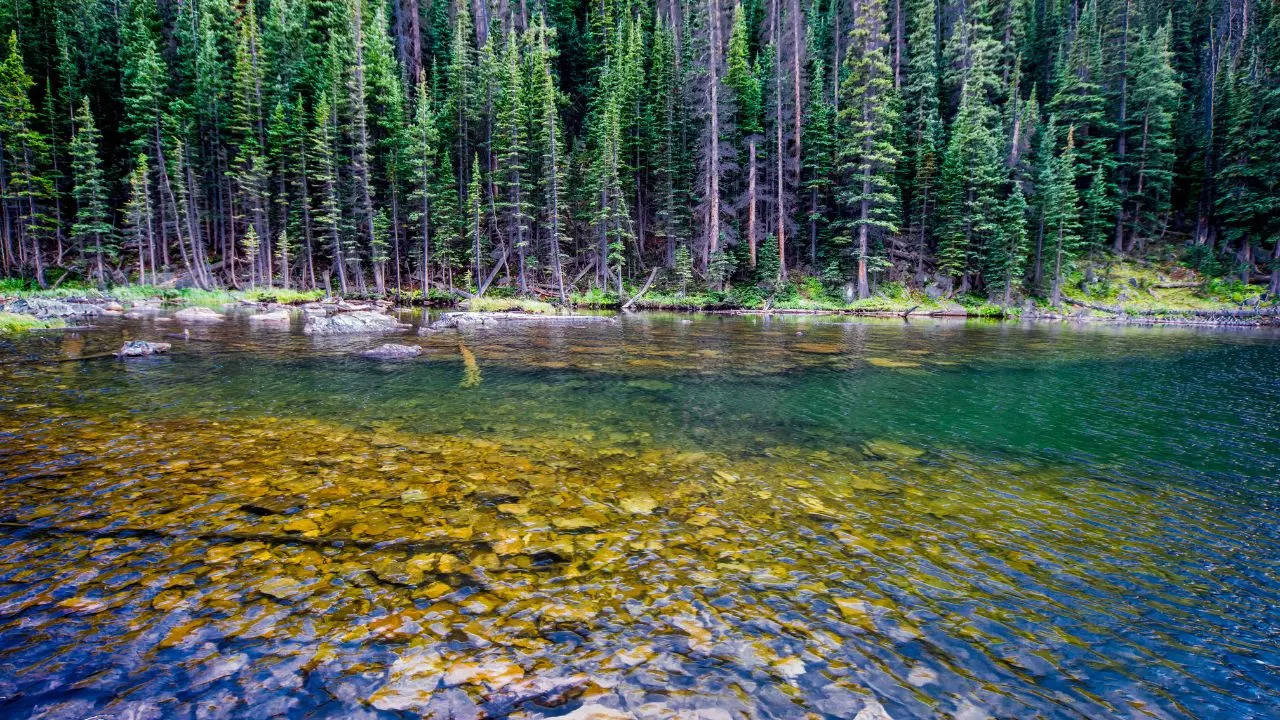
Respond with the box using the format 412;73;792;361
173;306;225;323
360;343;423;360
116;340;172;357
248;308;292;325
303;310;407;335
2;297;103;319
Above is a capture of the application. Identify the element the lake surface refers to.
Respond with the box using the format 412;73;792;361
1;311;1277;720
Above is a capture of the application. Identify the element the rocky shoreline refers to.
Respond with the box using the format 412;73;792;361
2;292;1277;333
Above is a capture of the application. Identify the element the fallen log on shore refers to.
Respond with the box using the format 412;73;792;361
1062;297;1280;319
424;311;619;332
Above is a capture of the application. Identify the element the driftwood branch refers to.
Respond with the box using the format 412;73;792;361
622;267;660;310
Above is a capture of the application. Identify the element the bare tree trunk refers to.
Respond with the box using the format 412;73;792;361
706;0;722;270
747;138;758;266
773;0;786;280
351;1;383;294
1113;0;1130;252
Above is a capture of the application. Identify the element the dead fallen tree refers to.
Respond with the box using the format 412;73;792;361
1062;297;1280;320
424;311;619;332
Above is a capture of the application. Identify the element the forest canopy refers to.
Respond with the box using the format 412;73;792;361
0;0;1276;302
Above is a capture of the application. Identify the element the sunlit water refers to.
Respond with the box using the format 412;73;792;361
1;310;1277;720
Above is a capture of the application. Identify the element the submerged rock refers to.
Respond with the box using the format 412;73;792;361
2;297;102;319
482;674;589;716
173;306;224;323
367;650;446;713
116;340;172;357
359;343;422;359
853;699;894;720
303;311;406;335
548;703;634;720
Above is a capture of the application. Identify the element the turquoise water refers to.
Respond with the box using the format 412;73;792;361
0;312;1277;719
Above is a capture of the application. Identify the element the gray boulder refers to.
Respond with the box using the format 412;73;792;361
116;340;172;357
2;297;103;319
303;310;407;335
249;308;292;325
173;306;225;323
360;343;423;359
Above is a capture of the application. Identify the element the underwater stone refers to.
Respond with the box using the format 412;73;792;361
853;699;894;720
547;703;635;720
116;340;171;357
359;343;422;359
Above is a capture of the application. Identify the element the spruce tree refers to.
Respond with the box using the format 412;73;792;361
1047;126;1082;305
70;97;111;284
492;29;530;293
836;0;901;298
407;76;440;291
937;79;1002;291
0;31;53;285
983;179;1028;304
123;154;154;284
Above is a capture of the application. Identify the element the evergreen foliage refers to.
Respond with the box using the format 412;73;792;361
0;0;1271;303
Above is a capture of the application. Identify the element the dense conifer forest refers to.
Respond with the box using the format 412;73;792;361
0;0;1276;302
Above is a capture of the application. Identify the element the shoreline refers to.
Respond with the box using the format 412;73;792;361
2;288;1277;330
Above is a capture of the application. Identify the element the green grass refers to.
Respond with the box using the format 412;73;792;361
1;281;328;308
1063;251;1272;314
463;296;557;314
0;311;64;333
245;288;325;304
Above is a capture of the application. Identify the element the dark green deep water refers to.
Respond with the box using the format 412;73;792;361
0;311;1277;719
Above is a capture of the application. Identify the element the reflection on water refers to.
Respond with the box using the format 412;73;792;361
0;312;1277;719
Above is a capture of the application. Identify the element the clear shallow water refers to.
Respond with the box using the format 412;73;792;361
0;311;1277;720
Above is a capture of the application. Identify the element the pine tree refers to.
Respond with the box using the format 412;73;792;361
1127;20;1179;247
529;15;568;302
1047;125;1082;305
902;0;941;263
123;154;154;284
346;0;381;293
407;76;440;291
0;31;53;285
836;0;900;298
492;29;530;293
70;97;111;284
310;95;346;293
726;2;764;266
801;39;835;270
937;78;1003;291
983;178;1028;304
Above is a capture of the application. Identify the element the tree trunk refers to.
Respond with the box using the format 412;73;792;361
747;138;758;267
706;0;723;271
1113;0;1130;252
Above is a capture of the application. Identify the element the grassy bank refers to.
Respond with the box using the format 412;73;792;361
0;311;65;333
0;279;324;307
570;283;1009;317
